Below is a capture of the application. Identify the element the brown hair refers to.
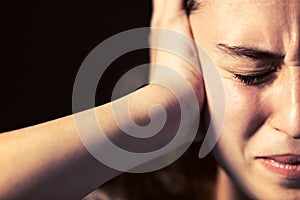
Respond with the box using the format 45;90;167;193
185;0;201;14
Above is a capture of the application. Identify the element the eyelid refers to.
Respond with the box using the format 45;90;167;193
226;63;281;75
236;68;277;76
233;65;280;86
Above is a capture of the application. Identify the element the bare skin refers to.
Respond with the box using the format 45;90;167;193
0;0;204;199
190;0;300;199
2;0;299;199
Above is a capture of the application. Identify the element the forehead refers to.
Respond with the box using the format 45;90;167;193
202;0;300;21
192;0;300;55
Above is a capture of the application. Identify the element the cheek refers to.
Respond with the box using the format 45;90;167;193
221;81;266;140
209;81;269;185
211;80;268;163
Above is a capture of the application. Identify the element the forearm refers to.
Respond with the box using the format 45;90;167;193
0;109;119;199
0;84;190;199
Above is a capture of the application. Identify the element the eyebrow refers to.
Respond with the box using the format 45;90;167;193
216;43;285;61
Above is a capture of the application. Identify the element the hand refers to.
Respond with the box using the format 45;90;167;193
149;0;204;108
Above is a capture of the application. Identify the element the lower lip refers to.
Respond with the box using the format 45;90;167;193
258;158;300;179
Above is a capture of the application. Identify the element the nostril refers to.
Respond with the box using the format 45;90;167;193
268;68;300;139
292;134;300;140
269;118;300;139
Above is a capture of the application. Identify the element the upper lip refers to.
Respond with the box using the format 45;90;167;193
256;154;300;165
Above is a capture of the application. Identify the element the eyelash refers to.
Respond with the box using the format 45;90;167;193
234;67;280;86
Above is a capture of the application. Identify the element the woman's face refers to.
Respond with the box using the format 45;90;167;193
190;0;300;199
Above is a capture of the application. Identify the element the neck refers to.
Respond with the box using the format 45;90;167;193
215;167;249;200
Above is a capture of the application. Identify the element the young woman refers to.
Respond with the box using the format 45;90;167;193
189;0;300;199
1;0;299;199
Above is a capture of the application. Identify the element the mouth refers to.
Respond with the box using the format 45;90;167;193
256;154;300;179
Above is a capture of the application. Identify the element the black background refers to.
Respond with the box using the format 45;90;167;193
0;2;217;199
0;0;151;132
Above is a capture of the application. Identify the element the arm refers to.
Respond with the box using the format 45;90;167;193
0;0;204;199
0;84;192;199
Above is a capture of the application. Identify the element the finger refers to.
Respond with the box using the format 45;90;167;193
163;0;186;13
150;0;205;114
151;0;187;26
152;0;164;14
150;0;197;66
150;0;200;71
152;0;185;14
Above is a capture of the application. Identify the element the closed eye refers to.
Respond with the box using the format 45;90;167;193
234;67;280;86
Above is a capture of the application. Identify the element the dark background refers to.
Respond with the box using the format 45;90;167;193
1;1;217;199
0;0;151;132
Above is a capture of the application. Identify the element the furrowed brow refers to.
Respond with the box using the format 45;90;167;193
217;43;285;61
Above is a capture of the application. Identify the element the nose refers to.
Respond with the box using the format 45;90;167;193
270;67;300;139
